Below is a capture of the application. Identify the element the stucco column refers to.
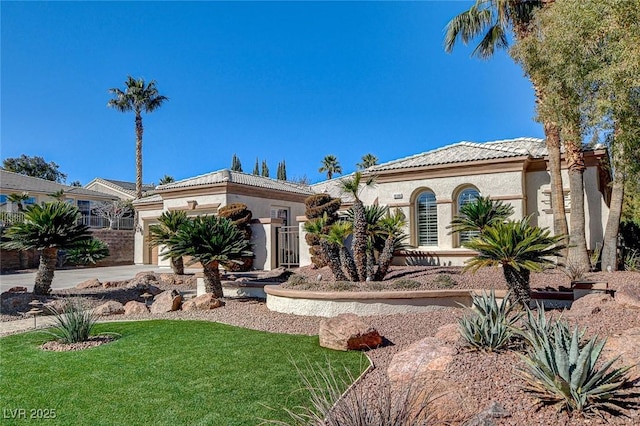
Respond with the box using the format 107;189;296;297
250;218;283;271
297;216;311;267
437;201;453;249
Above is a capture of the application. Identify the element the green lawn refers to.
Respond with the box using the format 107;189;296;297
0;320;366;425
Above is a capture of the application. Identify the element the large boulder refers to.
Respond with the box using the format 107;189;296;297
126;272;159;289
150;290;183;313
319;313;382;351
94;301;125;316
42;299;70;315
387;337;456;386
5;286;27;294
182;294;224;311
565;293;614;317
434;323;461;345
76;278;101;290
614;285;640;309
124;301;149;315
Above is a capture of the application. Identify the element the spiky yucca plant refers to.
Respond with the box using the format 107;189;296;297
165;216;253;297
149;210;188;275
519;324;639;414
458;290;522;352
65;239;110;265
325;221;358;282
463;217;565;307
1;201;92;295
44;298;98;344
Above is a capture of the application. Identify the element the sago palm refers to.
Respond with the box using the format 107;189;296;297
1;201;92;295
164;216;253;298
325;221;358;282
108;76;168;199
304;215;347;281
340;171;376;282
449;195;514;235
149;210;188;275
464;217;564;307
374;209;408;281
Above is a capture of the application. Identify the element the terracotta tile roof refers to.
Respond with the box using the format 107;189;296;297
0;169;116;200
368;137;547;172
156;169;314;195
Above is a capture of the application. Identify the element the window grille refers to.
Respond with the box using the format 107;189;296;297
417;191;438;246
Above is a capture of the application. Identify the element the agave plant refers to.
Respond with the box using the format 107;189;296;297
458;290;522;352
164;215;253;297
149;210;188;274
463;217;565;307
1;201;92;295
519;324;638;414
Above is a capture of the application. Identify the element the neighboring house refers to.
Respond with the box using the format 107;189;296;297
132;169;313;269
85;178;155;200
0;169;117;218
310;137;611;266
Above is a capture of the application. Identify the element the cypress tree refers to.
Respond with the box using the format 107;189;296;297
277;160;287;180
261;160;270;177
231;154;243;172
253;158;260;175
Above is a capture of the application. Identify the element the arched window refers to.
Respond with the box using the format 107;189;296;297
416;191;438;246
457;187;480;245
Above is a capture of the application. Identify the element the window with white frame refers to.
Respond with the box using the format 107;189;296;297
457;187;480;245
416;191;438;246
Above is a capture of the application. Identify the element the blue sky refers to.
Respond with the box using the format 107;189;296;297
1;1;542;186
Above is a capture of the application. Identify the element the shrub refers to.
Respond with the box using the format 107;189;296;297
519;323;639;414
327;281;357;292
65;239;110;265
623;249;640;271
458;291;522;352
560;256;589;281
393;279;422;290
44;298;98;344
286;274;308;287
431;274;457;288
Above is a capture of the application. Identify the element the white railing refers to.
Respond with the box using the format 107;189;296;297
0;212;134;230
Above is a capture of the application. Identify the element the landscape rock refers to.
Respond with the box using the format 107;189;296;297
126;272;159;289
5;286;28;293
434;323;461;345
387;337;456;385
257;267;294;282
319;313;382;351
463;402;511;426
102;280;126;289
182;294;224;311
94;301;125;316
157;273;176;286
76;278;101;289
42;299;70;315
124;301;149;315
603;327;640;378
614;285;640;309
566;293;613;317
150;289;183;313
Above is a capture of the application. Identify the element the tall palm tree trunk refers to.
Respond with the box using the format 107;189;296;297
564;129;591;270
170;256;185;275
34;247;57;295
203;261;223;298
374;237;395;281
339;246;359;282
601;140;625;271
135;111;144;199
503;264;531;308
351;200;368;281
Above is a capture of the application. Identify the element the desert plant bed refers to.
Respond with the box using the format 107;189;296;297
0;320;365;425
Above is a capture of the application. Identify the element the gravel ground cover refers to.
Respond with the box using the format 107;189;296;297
2;266;639;424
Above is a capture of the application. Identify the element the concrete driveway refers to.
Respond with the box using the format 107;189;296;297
0;265;178;292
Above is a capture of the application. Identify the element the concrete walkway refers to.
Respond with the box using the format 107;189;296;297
0;265;200;293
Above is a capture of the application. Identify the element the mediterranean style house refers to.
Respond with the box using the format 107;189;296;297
0;169;117;216
132;137;611;269
309;137;610;266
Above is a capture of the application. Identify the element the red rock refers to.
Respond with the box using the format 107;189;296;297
94;301;125;316
566;293;613;317
6;286;27;293
42;299;70;315
387;337;456;385
76;278;101;289
319;313;382;351
182;294;224;311
150;290;182;313
603;327;640;378
157;273;176;286
434;323;460;345
124;301;149;315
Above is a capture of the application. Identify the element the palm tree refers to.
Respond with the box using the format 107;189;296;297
325;221;358;282
357;153;379;170
444;0;569;246
340;172;376;282
7;192;30;212
374;209;408;281
158;175;175;185
149;211;188;275
108;76;168;199
304;215;347;281
464;217;565;307
319;155;342;180
164;216;252;297
449;195;514;235
1;201;92;295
